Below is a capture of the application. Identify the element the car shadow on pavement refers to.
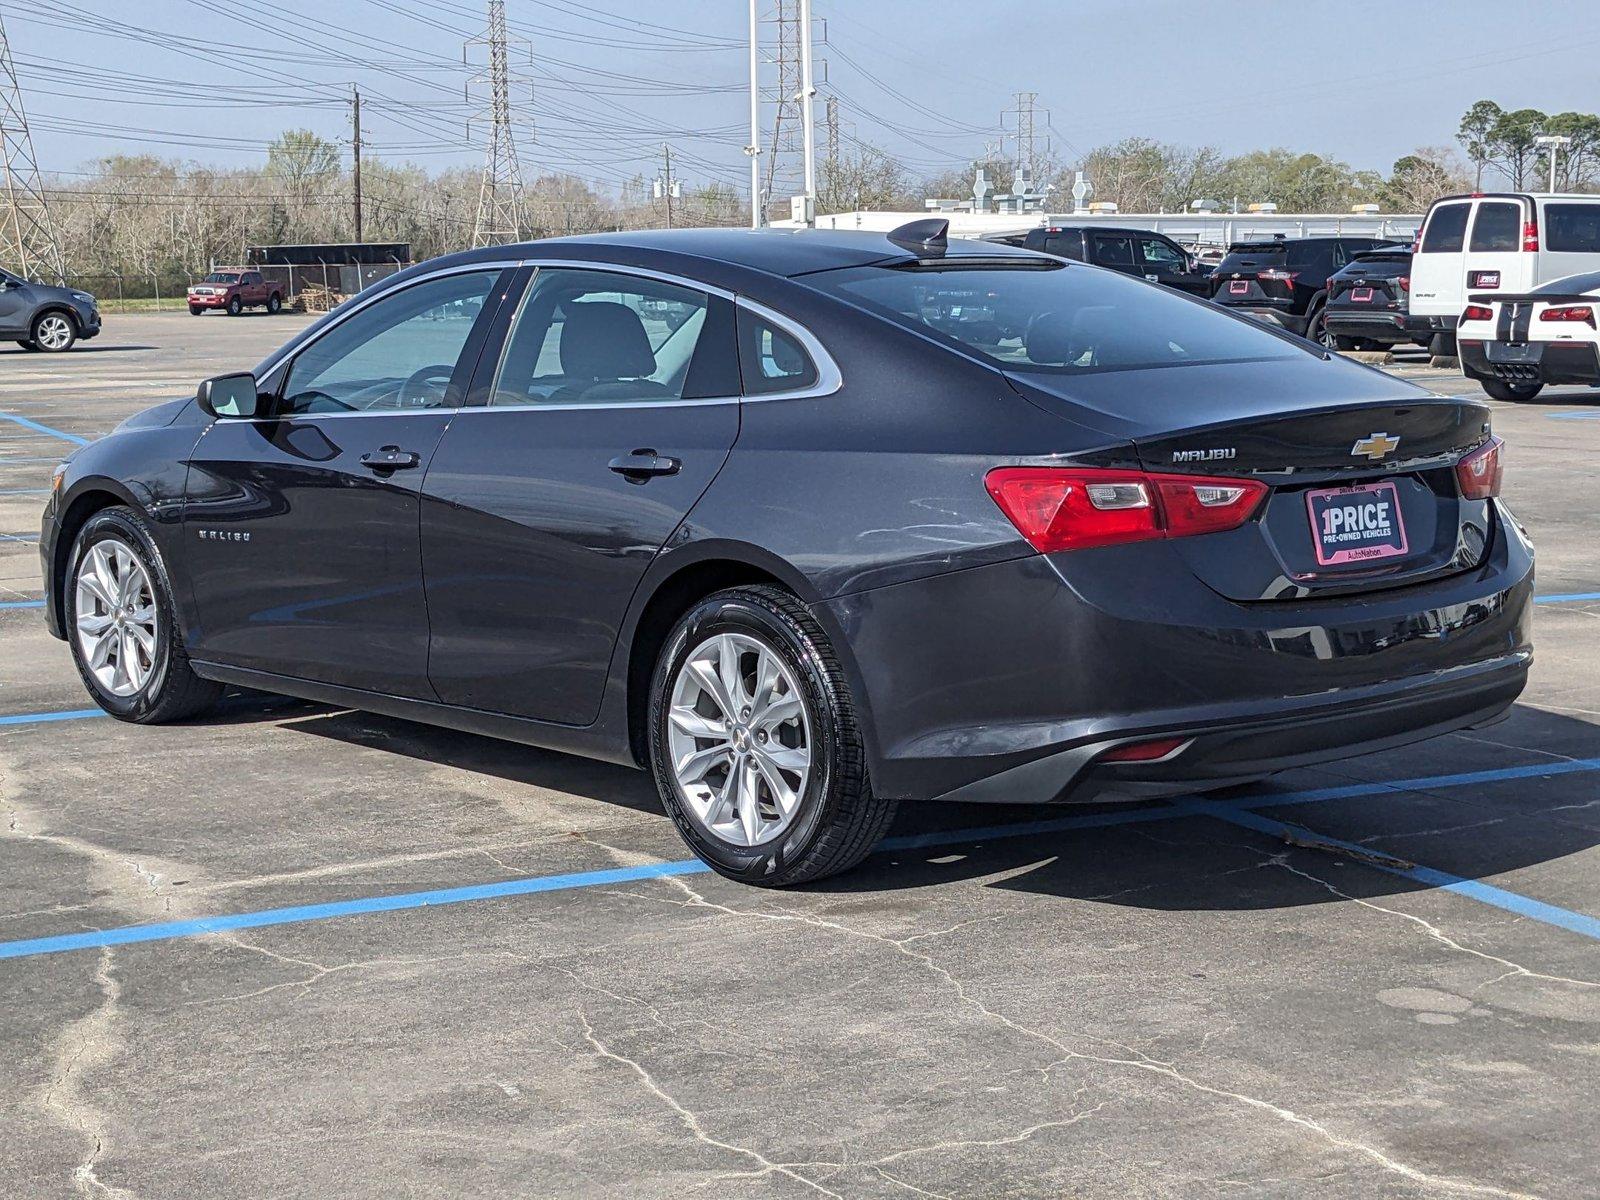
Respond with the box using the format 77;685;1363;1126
201;694;1600;911
0;345;158;356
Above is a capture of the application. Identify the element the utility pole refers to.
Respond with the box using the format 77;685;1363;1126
744;0;761;228
825;95;840;171
655;142;679;228
1536;134;1571;194
465;0;531;247
797;0;816;223
0;13;66;283
350;85;363;243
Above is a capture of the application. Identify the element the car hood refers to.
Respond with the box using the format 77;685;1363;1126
112;396;197;433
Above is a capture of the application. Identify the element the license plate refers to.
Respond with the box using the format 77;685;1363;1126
1350;287;1373;302
1470;270;1501;289
1486;341;1542;364
1306;481;1408;567
1229;280;1249;294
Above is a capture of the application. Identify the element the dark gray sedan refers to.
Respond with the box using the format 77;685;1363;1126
38;223;1532;885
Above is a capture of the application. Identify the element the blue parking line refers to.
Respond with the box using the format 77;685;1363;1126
1535;591;1600;604
1548;411;1600;420
0;533;38;543
0;412;90;446
0;600;45;610
0;708;103;726
0;487;48;495
0;755;1597;962
1187;800;1600;942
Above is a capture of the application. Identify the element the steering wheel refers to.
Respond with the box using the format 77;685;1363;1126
285;389;356;413
398;364;455;408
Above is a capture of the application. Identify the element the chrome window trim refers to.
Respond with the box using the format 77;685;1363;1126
235;255;843;424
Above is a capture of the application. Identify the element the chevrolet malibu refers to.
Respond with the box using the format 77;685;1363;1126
40;223;1533;886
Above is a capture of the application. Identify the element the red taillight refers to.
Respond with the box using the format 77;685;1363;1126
1540;305;1596;328
1455;436;1503;500
1461;304;1494;322
1258;268;1298;287
985;467;1268;554
1523;216;1539;252
1100;737;1188;763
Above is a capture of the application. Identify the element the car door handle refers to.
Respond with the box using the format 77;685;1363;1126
608;449;681;483
360;446;420;471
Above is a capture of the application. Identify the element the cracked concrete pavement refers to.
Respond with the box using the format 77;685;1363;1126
2;314;1599;1197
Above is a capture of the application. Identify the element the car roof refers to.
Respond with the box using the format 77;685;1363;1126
429;227;1050;280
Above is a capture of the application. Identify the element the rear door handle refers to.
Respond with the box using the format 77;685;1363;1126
608;449;681;483
360;446;421;472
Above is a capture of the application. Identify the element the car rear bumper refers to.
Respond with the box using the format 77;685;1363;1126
1460;339;1600;387
825;506;1534;805
1216;303;1308;336
1324;309;1430;344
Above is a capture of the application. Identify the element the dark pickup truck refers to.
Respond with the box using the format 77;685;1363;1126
994;224;1215;295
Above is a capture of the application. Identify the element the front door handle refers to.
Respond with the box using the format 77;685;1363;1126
360;446;420;472
608;449;681;483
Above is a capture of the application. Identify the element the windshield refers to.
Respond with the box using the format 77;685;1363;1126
807;260;1305;374
204;273;241;284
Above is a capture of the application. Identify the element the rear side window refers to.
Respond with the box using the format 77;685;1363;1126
1470;202;1522;252
1544;204;1600;253
1043;234;1082;260
1091;235;1134;268
738;311;818;395
1420;203;1470;253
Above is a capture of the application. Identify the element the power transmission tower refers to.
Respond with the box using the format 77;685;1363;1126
0;14;65;283
825;94;839;172
1002;91;1049;184
762;0;803;214
465;0;531;247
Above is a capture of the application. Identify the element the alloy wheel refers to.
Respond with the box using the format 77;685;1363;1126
36;314;73;350
74;538;160;698
666;631;813;847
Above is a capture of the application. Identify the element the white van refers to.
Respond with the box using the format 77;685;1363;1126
1410;192;1600;354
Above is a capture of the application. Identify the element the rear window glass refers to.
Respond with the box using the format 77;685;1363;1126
1420;204;1470;253
1215;248;1285;274
1470;202;1522;252
1544;204;1600;253
1340;255;1410;278
807;261;1302;375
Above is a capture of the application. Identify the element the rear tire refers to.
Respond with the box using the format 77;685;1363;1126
1306;307;1335;350
15;339;38;350
66;506;223;724
1333;334;1360;351
266;292;282;314
648;585;897;887
1480;378;1544;403
1429;331;1458;358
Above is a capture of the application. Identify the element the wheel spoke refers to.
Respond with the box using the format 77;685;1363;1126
127;621;156;656
87;629;114;672
704;771;736;829
754;693;802;730
717;636;749;714
668;705;727;740
686;658;735;721
675;742;731;784
75;610;113;636
752;748;800;814
735;758;762;844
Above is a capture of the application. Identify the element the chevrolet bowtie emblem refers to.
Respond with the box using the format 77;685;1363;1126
1351;432;1400;460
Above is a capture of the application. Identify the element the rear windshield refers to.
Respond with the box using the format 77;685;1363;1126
1339;253;1410;277
204;273;241;284
1420;203;1470;253
807;260;1303;374
1544;203;1600;253
1215;247;1286;274
1470;202;1523;252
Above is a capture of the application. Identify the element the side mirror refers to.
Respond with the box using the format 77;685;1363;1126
197;372;262;419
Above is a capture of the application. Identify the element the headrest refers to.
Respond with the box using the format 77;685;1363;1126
560;301;656;379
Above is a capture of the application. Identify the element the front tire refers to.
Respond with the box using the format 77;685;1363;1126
226;295;243;316
31;311;76;352
648;585;897;887
189;304;204;316
66;507;222;723
1480;378;1544;402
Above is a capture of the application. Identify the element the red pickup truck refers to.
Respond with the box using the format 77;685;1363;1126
186;268;282;316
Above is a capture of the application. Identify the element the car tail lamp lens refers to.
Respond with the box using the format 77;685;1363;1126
985;467;1267;553
1522;217;1539;252
1100;737;1188;763
1462;304;1494;322
1258;269;1297;285
1455;436;1503;500
1540;305;1596;328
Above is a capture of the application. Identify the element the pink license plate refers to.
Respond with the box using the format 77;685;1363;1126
1350;287;1373;302
1305;481;1408;566
1229;280;1249;294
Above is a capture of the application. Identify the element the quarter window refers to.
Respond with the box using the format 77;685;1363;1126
490;268;713;406
738;311;818;395
1470;202;1522;252
1092;235;1135;268
1420;203;1470;253
1544;204;1600;253
279;270;500;415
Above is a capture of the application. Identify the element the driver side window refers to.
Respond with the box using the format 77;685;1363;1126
279;270;501;416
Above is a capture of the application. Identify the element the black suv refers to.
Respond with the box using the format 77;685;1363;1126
1210;236;1392;342
1005;225;1214;295
1323;247;1425;350
0;267;101;353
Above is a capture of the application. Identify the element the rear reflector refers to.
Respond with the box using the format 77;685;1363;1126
1100;737;1188;763
1462;304;1494;322
1540;305;1596;328
985;467;1267;554
1455;436;1503;500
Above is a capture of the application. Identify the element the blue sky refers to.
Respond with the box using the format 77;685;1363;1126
10;0;1600;193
